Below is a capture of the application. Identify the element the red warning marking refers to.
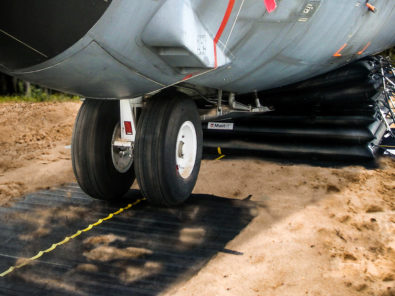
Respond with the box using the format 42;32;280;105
124;121;133;135
182;73;194;81
263;0;277;13
366;3;376;12
213;0;235;68
333;43;347;57
357;42;371;55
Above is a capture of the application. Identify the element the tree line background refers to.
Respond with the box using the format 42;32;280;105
0;74;58;99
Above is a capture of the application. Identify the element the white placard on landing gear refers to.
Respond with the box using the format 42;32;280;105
120;99;137;142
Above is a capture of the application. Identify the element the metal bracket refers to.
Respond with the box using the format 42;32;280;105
217;89;223;116
229;92;271;113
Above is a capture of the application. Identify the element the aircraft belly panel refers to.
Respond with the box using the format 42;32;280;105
15;42;162;98
0;0;394;97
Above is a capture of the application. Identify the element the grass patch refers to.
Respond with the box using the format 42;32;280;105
0;93;80;103
0;84;80;103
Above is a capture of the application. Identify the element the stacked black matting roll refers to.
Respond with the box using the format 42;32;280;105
203;57;394;160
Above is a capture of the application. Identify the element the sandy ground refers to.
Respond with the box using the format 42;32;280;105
0;102;80;206
0;102;394;296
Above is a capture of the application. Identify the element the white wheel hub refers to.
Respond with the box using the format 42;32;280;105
176;121;197;179
111;123;134;173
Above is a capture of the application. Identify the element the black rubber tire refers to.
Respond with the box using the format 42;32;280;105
71;99;135;200
134;93;203;206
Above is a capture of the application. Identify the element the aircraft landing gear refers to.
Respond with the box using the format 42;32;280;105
71;100;136;200
134;93;203;206
71;92;203;206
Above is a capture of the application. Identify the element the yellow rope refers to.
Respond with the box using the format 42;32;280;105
0;198;145;277
215;147;226;160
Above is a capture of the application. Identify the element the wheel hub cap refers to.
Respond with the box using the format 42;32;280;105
176;121;197;179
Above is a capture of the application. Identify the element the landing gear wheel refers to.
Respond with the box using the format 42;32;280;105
72;99;135;200
134;94;203;206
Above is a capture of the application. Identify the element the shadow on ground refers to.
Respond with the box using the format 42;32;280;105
0;185;256;296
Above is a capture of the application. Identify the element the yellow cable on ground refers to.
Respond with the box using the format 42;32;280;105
0;198;146;277
379;145;395;148
216;147;225;160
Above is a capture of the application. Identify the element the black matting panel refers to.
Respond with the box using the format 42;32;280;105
0;184;256;296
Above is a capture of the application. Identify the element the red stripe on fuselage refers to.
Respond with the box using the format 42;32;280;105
213;0;235;68
264;0;277;13
182;73;194;80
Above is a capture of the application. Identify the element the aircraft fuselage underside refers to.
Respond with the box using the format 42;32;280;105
1;0;394;98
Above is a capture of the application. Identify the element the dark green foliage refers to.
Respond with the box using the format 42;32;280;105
0;74;79;102
380;47;394;64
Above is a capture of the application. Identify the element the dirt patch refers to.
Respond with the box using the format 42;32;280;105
167;157;395;296
83;246;153;262
0;102;80;206
119;261;163;284
83;234;127;246
179;227;206;245
82;233;160;284
17;273;85;296
9;205;91;241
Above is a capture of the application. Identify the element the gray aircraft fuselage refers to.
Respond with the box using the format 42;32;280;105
0;0;394;98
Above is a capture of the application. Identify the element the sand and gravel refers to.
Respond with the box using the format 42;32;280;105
0;102;80;206
0;102;394;296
